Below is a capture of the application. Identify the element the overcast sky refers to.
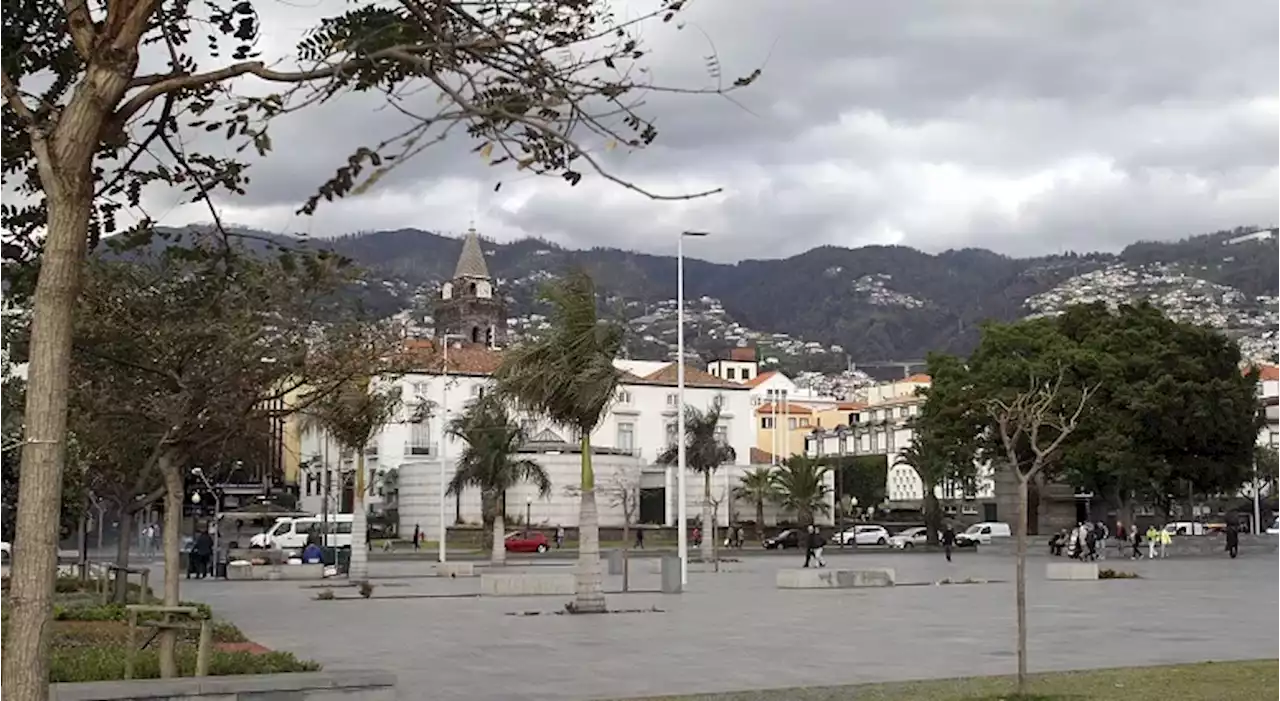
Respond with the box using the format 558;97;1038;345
152;0;1279;262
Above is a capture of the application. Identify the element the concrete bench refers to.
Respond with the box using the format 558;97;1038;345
435;562;475;578
225;562;325;581
480;573;576;596
776;568;895;589
1046;562;1098;580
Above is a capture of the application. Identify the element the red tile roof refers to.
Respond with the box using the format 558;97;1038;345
743;370;778;388
836;401;867;411
1257;365;1279;382
400;339;504;375
755;402;816;416
638;363;744;389
904;373;932;383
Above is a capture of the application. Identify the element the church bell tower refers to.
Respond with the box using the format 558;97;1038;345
435;228;507;348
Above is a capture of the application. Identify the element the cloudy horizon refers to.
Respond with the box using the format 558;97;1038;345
149;0;1278;263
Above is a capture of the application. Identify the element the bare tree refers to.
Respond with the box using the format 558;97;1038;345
3;3;757;691
986;372;1096;696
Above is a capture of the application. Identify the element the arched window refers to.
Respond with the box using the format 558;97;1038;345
468;282;478;295
470;326;481;343
485;326;495;348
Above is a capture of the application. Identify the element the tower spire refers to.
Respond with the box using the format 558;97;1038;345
454;227;490;279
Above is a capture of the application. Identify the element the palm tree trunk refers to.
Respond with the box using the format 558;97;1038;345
349;453;369;581
491;510;506;566
922;480;941;546
755;499;765;543
572;435;605;613
700;471;713;562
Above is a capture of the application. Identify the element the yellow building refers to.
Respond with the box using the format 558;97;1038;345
754;401;863;462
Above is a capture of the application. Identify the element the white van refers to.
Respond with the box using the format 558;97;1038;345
956;522;1012;546
250;515;355;551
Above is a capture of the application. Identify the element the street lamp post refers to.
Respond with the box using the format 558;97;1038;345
677;230;708;586
438;333;467;563
526;496;533;534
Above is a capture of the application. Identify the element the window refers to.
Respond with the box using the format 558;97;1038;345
412;382;428;399
714;424;728;446
798;418;810;427
617;390;632;404
899;407;909;417
617;422;635;453
665;422;678;446
408;422;432;455
726;368;736;380
885;428;895;452
741;369;752;380
336;522;353;534
870;431;879;452
788;417;798;430
471;384;483;397
666;393;678;406
761;417;775;429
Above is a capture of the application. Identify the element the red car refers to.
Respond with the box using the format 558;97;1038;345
504;531;550;553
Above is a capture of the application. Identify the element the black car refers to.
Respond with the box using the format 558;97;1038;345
763;529;801;550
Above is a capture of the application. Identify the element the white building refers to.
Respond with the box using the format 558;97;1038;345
1257;364;1278;450
706;347;760;384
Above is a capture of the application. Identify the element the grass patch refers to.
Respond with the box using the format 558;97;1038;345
617;660;1274;701
1098;568;1141;579
4;582;314;683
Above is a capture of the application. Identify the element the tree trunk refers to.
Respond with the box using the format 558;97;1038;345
754;499;765;543
159;457;183;679
922;480;941;545
479;491;495;553
113;509;133;603
491;510;506;566
572;435;605;613
700;471;714;563
1015;474;1030;695
621;514;630;593
3;177;95;701
349;454;369;581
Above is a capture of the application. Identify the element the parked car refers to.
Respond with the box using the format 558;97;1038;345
836;525;890;546
955;522;1012;547
1266;518;1279;535
763;529;801;550
888;526;930;549
504;531;550;553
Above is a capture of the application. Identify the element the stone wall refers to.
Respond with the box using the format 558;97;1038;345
51;670;395;701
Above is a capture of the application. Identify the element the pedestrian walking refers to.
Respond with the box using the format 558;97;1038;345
1225;521;1239;559
1131;526;1142;560
941;523;956;562
1084;524;1099;561
412;524;421;551
1095;521;1109;561
634;527;645;549
191;528;214;580
803;525;826;568
1159;528;1171;558
1146;526;1159;559
555;525;565;549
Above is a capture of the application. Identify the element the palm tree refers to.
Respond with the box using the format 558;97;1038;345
657;400;735;562
300;381;402;582
493;269;623;613
772;456;831;527
734;466;779;543
446;393;551;566
894;437;946;545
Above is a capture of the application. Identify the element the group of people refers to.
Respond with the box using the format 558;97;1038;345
1048;521;1112;560
185;528;215;579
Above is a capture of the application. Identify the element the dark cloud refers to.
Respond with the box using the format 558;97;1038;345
152;0;1278;261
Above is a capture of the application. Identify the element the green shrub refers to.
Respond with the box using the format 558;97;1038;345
211;621;247;643
49;645;321;683
54;601;214;622
1099;568;1141;580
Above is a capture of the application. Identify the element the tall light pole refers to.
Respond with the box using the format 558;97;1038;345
677;230;708;585
437;333;467;563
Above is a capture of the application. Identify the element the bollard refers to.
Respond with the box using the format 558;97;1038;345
660;553;682;594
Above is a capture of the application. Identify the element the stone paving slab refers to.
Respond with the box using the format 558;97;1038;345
180;551;1279;701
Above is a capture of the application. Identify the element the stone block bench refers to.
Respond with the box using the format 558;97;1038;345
480;573;576;596
435;562;475;578
225;562;325;581
1046;562;1098;580
776;568;895;589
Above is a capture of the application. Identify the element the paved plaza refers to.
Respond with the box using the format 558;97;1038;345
181;551;1279;701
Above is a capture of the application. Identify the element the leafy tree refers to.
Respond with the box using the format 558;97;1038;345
771;457;831;527
446;393;550;566
62;243;389;675
986;372;1094;697
733;467;780;542
302;381;403;580
892;440;948;545
2;3;755;691
822;454;887;524
657;400;735;563
493;269;624;614
907;352;983;544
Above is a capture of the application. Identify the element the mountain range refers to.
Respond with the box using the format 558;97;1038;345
160;224;1280;367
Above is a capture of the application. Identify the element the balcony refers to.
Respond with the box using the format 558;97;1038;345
403;442;434;457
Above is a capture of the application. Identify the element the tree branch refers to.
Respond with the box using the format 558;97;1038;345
1;70;37;124
62;0;98;59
